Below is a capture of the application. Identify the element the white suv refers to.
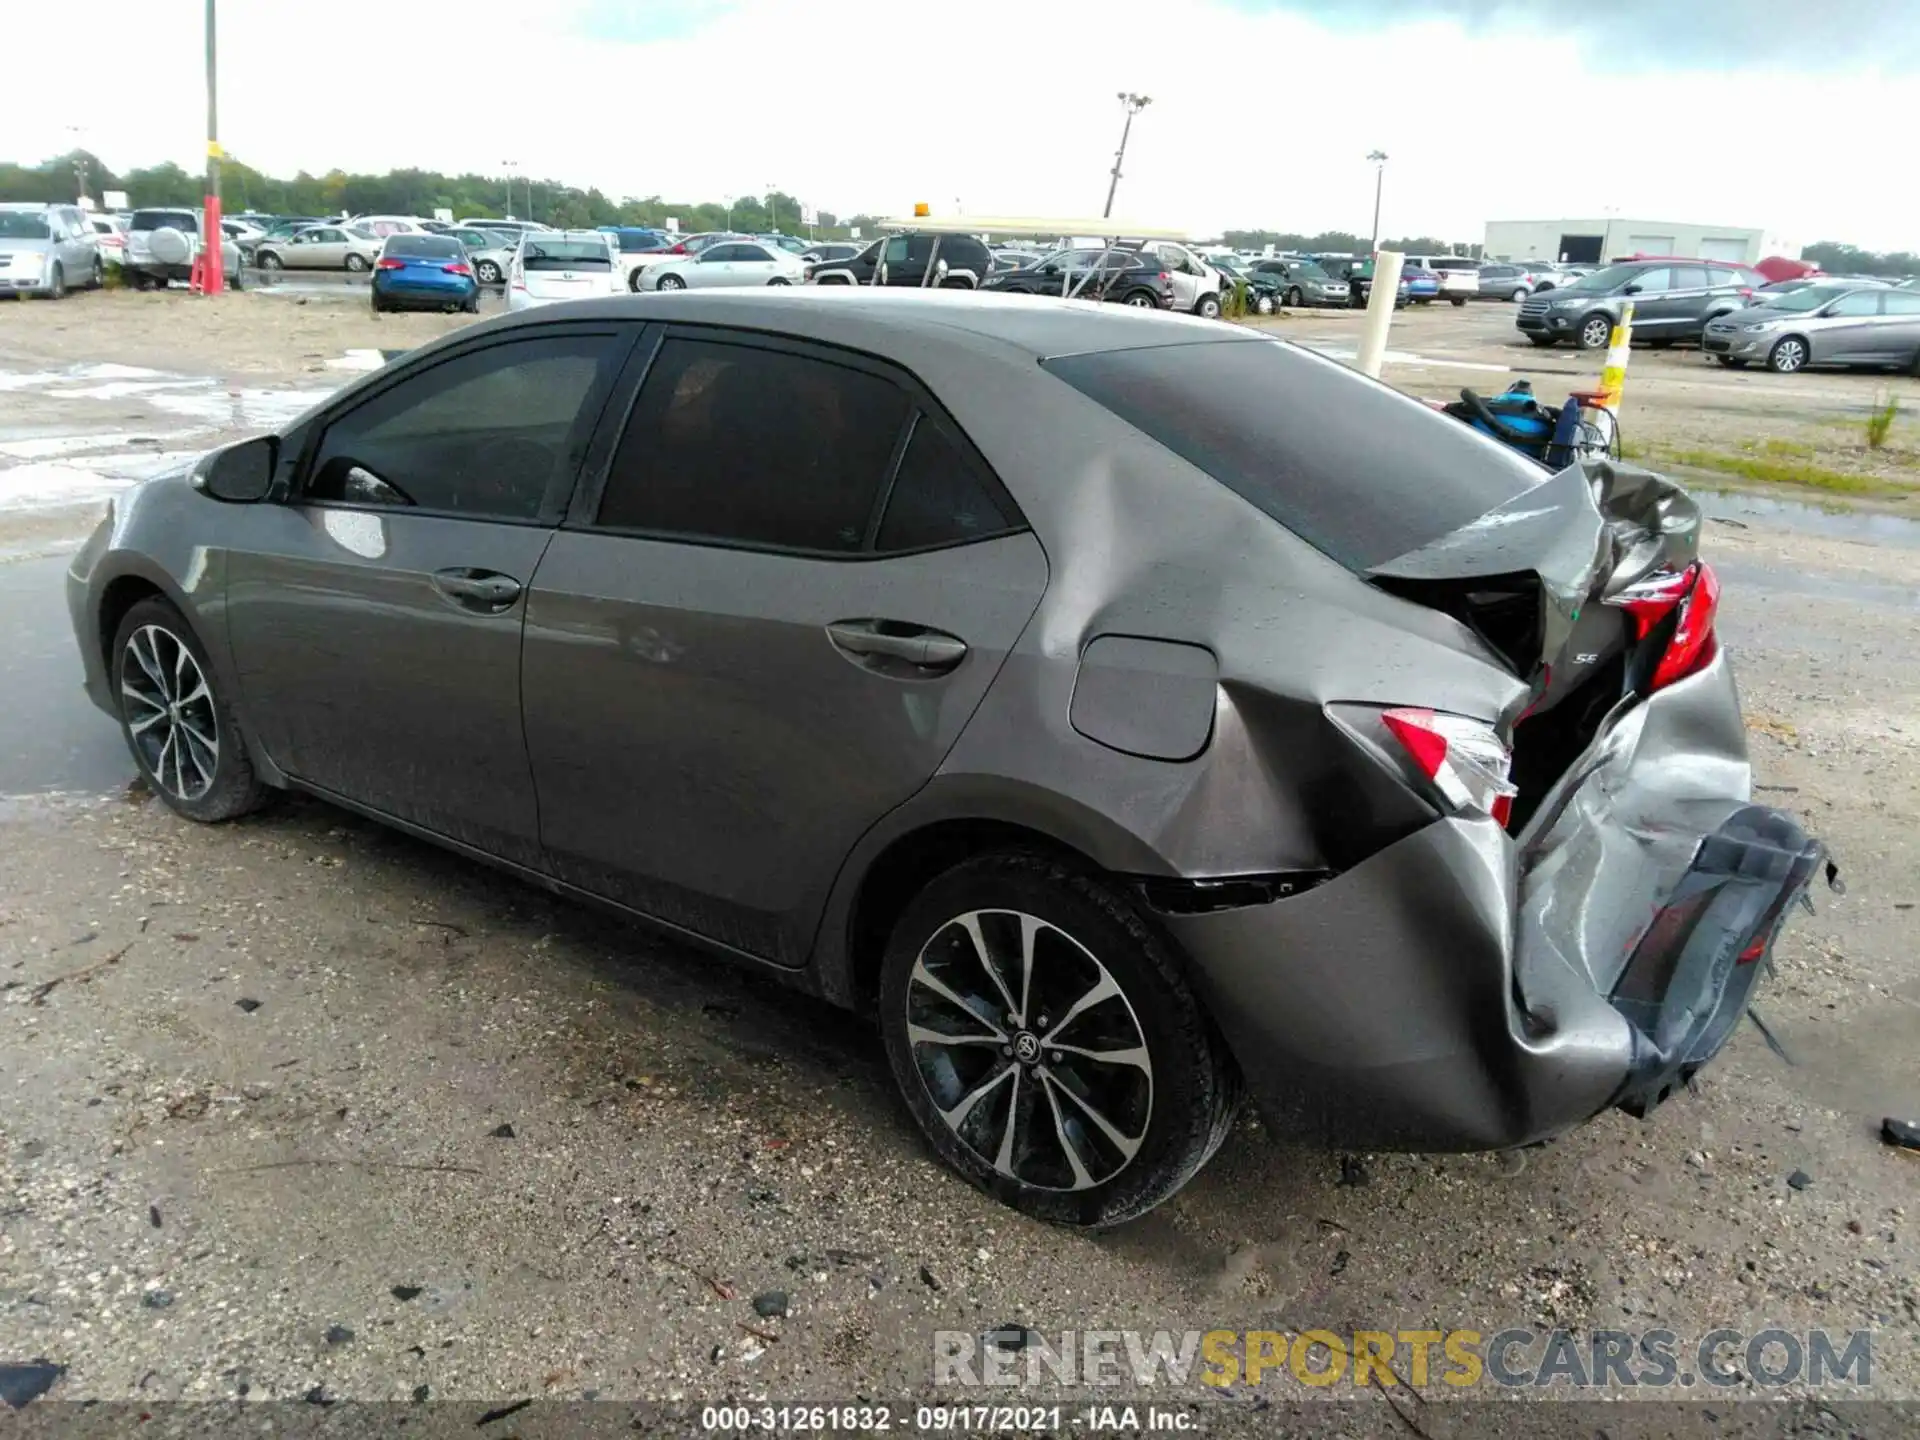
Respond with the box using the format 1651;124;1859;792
1402;253;1482;307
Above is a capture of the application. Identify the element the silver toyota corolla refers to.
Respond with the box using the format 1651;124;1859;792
64;290;1830;1226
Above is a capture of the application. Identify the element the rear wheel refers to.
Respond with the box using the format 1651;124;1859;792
475;260;502;284
258;252;283;272
1767;336;1809;373
91;256;105;288
344;254;369;273
1510;287;1528;302
1195;293;1221;320
658;273;686;291
1576;314;1613;350
111;597;270;823
47;262;66;299
1449;295;1466;307
878;852;1240;1227
1124;291;1157;308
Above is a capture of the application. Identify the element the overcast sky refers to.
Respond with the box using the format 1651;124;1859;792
8;0;1915;251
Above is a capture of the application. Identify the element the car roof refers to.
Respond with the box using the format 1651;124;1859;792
478;287;1256;361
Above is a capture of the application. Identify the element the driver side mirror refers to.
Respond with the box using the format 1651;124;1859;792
1623;283;1643;294
1040;263;1057;275
194;436;277;503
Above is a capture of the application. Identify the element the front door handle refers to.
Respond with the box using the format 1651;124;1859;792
826;620;968;674
432;567;522;613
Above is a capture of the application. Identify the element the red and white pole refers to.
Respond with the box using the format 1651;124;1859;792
201;0;225;295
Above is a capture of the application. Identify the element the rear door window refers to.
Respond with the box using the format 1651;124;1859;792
874;416;1016;552
1043;338;1543;572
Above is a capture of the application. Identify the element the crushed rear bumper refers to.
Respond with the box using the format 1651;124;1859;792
1160;646;1832;1152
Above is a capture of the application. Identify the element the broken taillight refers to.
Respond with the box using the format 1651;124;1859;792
1608;560;1720;692
1382;707;1518;826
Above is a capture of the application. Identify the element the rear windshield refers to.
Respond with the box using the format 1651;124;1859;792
1043;339;1545;572
131;211;197;233
0;213;51;240
386;235;462;259
521;239;612;270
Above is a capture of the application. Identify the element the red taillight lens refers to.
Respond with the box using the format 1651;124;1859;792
1608;560;1720;691
1158;270;1170;282
443;262;472;275
1381;707;1517;826
375;257;404;270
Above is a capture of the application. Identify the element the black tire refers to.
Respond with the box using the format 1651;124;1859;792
1526;335;1558;347
258;252;283;272
1449;295;1466;307
1510;288;1528;303
476;260;501;284
1195;293;1221;320
1122;290;1157;308
1576;313;1614;350
878;852;1241;1227
767;276;792;286
91;256;105;288
47;262;66;300
111;597;270;823
628;267;647;292
463;297;479;314
1767;335;1809;373
370;292;386;314
658;273;686;291
1285;286;1302;308
1714;355;1748;368
344;254;369;273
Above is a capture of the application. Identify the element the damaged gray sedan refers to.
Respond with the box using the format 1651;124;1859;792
65;290;1828;1226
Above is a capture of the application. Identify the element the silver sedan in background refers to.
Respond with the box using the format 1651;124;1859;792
1703;282;1920;373
641;239;806;291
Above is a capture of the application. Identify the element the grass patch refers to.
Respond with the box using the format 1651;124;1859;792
1866;391;1899;450
1652;445;1886;493
1744;437;1815;459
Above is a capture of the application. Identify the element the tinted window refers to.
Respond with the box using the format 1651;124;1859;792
1043;339;1543;572
0;212;51;240
597;339;910;552
307;335;614;519
1706;266;1745;287
876;416;1015;552
522;238;612;270
131;211;197;233
1880;291;1920;315
1826;290;1883;317
1625;267;1671;292
1669;265;1709;289
385;235;462;259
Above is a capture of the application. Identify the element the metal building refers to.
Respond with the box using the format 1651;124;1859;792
1482;218;1765;266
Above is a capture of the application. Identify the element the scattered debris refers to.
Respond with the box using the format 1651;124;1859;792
737;1321;780;1345
171;933;199;943
324;1324;355;1345
235;997;262;1014
28;941;134;1005
390;1285;423;1302
476;1398;532;1426
303;1386;332;1407
1787;1169;1813;1191
1883;1117;1920;1152
214;1158;480;1177
709;1345;726;1365
148;1203;162;1229
659;1256;735;1301
825;1248;875;1267
141;1290;174;1310
918;1266;941;1291
986;1324;1035;1352
752;1290;790;1319
411;1384;429;1403
1338;1155;1371;1187
1331;1249;1352;1277
489;1123;515;1139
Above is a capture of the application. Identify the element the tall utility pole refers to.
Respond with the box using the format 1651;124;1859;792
1102;93;1151;219
1366;150;1388;255
202;0;225;293
767;184;779;234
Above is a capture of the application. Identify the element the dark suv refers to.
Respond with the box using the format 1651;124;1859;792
1517;260;1763;349
805;231;992;288
1247;257;1349;309
978;248;1172;309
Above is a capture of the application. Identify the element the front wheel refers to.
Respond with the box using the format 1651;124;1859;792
476;260;502;284
1576;314;1614;350
1767;336;1809;373
47;262;66;299
344;254;369;273
258;252;282;271
92;257;105;288
1511;288;1528;303
1285;287;1302;308
112;597;270;823
878;853;1241;1226
767;276;792;286
1195;293;1221;320
1254;293;1275;315
658;273;686;291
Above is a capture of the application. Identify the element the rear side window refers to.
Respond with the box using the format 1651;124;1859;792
875;416;1015;552
307;335;616;519
1043;339;1544;572
597;338;910;553
132;211;196;233
385;235;461;259
522;239;611;271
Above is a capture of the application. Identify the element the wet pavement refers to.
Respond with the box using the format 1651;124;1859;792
0;554;133;801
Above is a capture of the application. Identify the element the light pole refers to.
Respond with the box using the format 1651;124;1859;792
1103;92;1151;219
1366;150;1387;255
723;193;734;231
767;184;778;234
200;0;225;293
501;160;520;220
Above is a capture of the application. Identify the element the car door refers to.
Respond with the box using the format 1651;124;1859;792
520;326;1048;966
690;242;741;288
222;325;631;867
730;241;779;284
1154;245;1200;310
1876;290;1920;366
58;208;93;277
1659;264;1716;336
1811;288;1888;363
304;228;347;269
1620;266;1676;332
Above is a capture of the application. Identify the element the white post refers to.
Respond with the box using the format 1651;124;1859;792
1355;249;1404;379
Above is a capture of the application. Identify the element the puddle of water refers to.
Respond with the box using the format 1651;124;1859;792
1696;490;1920;549
0;462;139;510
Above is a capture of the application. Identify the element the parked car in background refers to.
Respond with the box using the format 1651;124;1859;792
1517;260;1763;349
254;224;384;274
457;218;551;238
88;213;128;269
1247;257;1348;309
348;215;429;239
656;231;753;257
990;248;1044;272
756;234;810;255
371;233;480;315
1401;253;1480;305
508;230;622;311
122;208;243;290
1477;262;1557;301
600;226;674;255
1129;241;1227;319
808;232;992;288
1402;264;1442;304
258;216;326;242
450;227;516;285
1329;256;1409;309
803;242;863;266
67;290;1825;1227
641;239;807;291
0;203;103;297
1703;282;1920;373
979;249;1172;308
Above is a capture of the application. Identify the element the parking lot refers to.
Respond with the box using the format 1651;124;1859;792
2;283;1917;1426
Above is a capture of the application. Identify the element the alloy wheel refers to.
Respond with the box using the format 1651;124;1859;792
1770;337;1807;373
1125;293;1154;308
904;909;1152;1192
660;274;686;290
1580;316;1612;349
121;624;220;802
477;261;501;284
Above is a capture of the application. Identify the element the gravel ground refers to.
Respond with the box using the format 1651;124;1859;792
1;288;1917;1434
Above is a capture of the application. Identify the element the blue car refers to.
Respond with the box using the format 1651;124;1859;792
598;226;673;254
1403;265;1441;304
370;234;480;314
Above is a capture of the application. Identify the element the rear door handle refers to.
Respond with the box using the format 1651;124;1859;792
826;620;968;673
432;567;522;612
